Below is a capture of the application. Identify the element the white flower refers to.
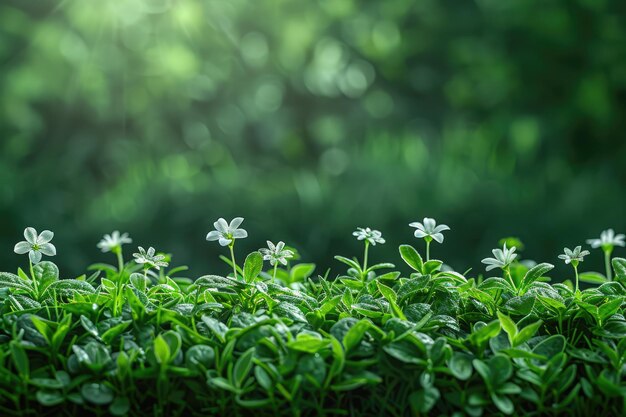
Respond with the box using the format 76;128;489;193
14;227;56;265
409;217;450;243
97;231;132;253
132;247;169;270
206;217;248;247
481;243;518;271
352;227;386;245
586;229;625;249
259;241;294;266
558;246;590;265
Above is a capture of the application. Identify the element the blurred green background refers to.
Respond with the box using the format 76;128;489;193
1;0;625;279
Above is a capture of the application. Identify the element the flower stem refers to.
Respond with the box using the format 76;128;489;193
504;267;516;292
426;240;431;262
29;260;39;298
116;249;124;275
574;265;580;294
362;241;370;276
604;249;613;281
273;263;278;282
229;244;238;280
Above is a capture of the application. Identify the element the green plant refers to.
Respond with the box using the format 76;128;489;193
0;220;625;417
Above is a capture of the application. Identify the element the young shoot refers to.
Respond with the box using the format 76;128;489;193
259;240;294;281
352;227;385;277
97;231;132;273
482;243;518;288
558;246;590;294
409;217;449;261
206;217;248;280
587;229;625;281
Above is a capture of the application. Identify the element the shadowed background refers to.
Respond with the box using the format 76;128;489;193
1;0;625;280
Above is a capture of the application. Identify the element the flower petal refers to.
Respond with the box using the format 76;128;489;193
214;218;229;233
14;241;31;255
29;250;42;264
206;230;221;241
232;229;248;239
413;230;427;238
218;237;232;246
423;218;436;232
24;227;38;244
37;230;54;244
39;243;56;256
431;233;444;244
229;217;244;230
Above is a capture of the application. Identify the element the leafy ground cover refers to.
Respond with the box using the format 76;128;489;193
1;219;625;416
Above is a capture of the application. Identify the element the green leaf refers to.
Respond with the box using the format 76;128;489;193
612;257;626;281
154;335;171;365
342;319;370;353
598;298;623;322
409;386;440;413
488;355;512;385
31;316;53;343
233;348;255;388
243;251;263;283
33;261;59;284
290;263;316;283
185;345;215;371
399;245;423;273
497;311;517;346
80;315;99;338
0;272;32;292
513;320;542;346
109;397;130;416
448;352;473;380
36;390;65;406
287;333;330;353
579;272;608;284
81;383;114;405
491;393;514;415
521;263;553;290
334;256;361;271
10;342;29;377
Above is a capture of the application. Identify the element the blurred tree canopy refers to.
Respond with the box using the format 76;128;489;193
1;0;625;278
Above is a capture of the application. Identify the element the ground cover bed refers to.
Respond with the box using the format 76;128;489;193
1;219;625;416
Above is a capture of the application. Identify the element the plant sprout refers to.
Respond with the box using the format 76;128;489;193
587;229;625;281
558;246;590;293
97;231;132;272
206;217;248;280
482;243;518;287
259;240;294;280
409;217;449;261
353;227;385;274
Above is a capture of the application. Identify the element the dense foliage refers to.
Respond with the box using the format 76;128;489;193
1;220;625;416
2;0;626;275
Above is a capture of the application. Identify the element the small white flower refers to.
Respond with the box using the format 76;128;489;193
409;217;450;243
558;246;590;265
481;243;518;271
14;227;56;265
352;227;386;245
132;246;169;270
206;217;248;247
97;231;132;253
259;241;294;266
586;229;625;250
